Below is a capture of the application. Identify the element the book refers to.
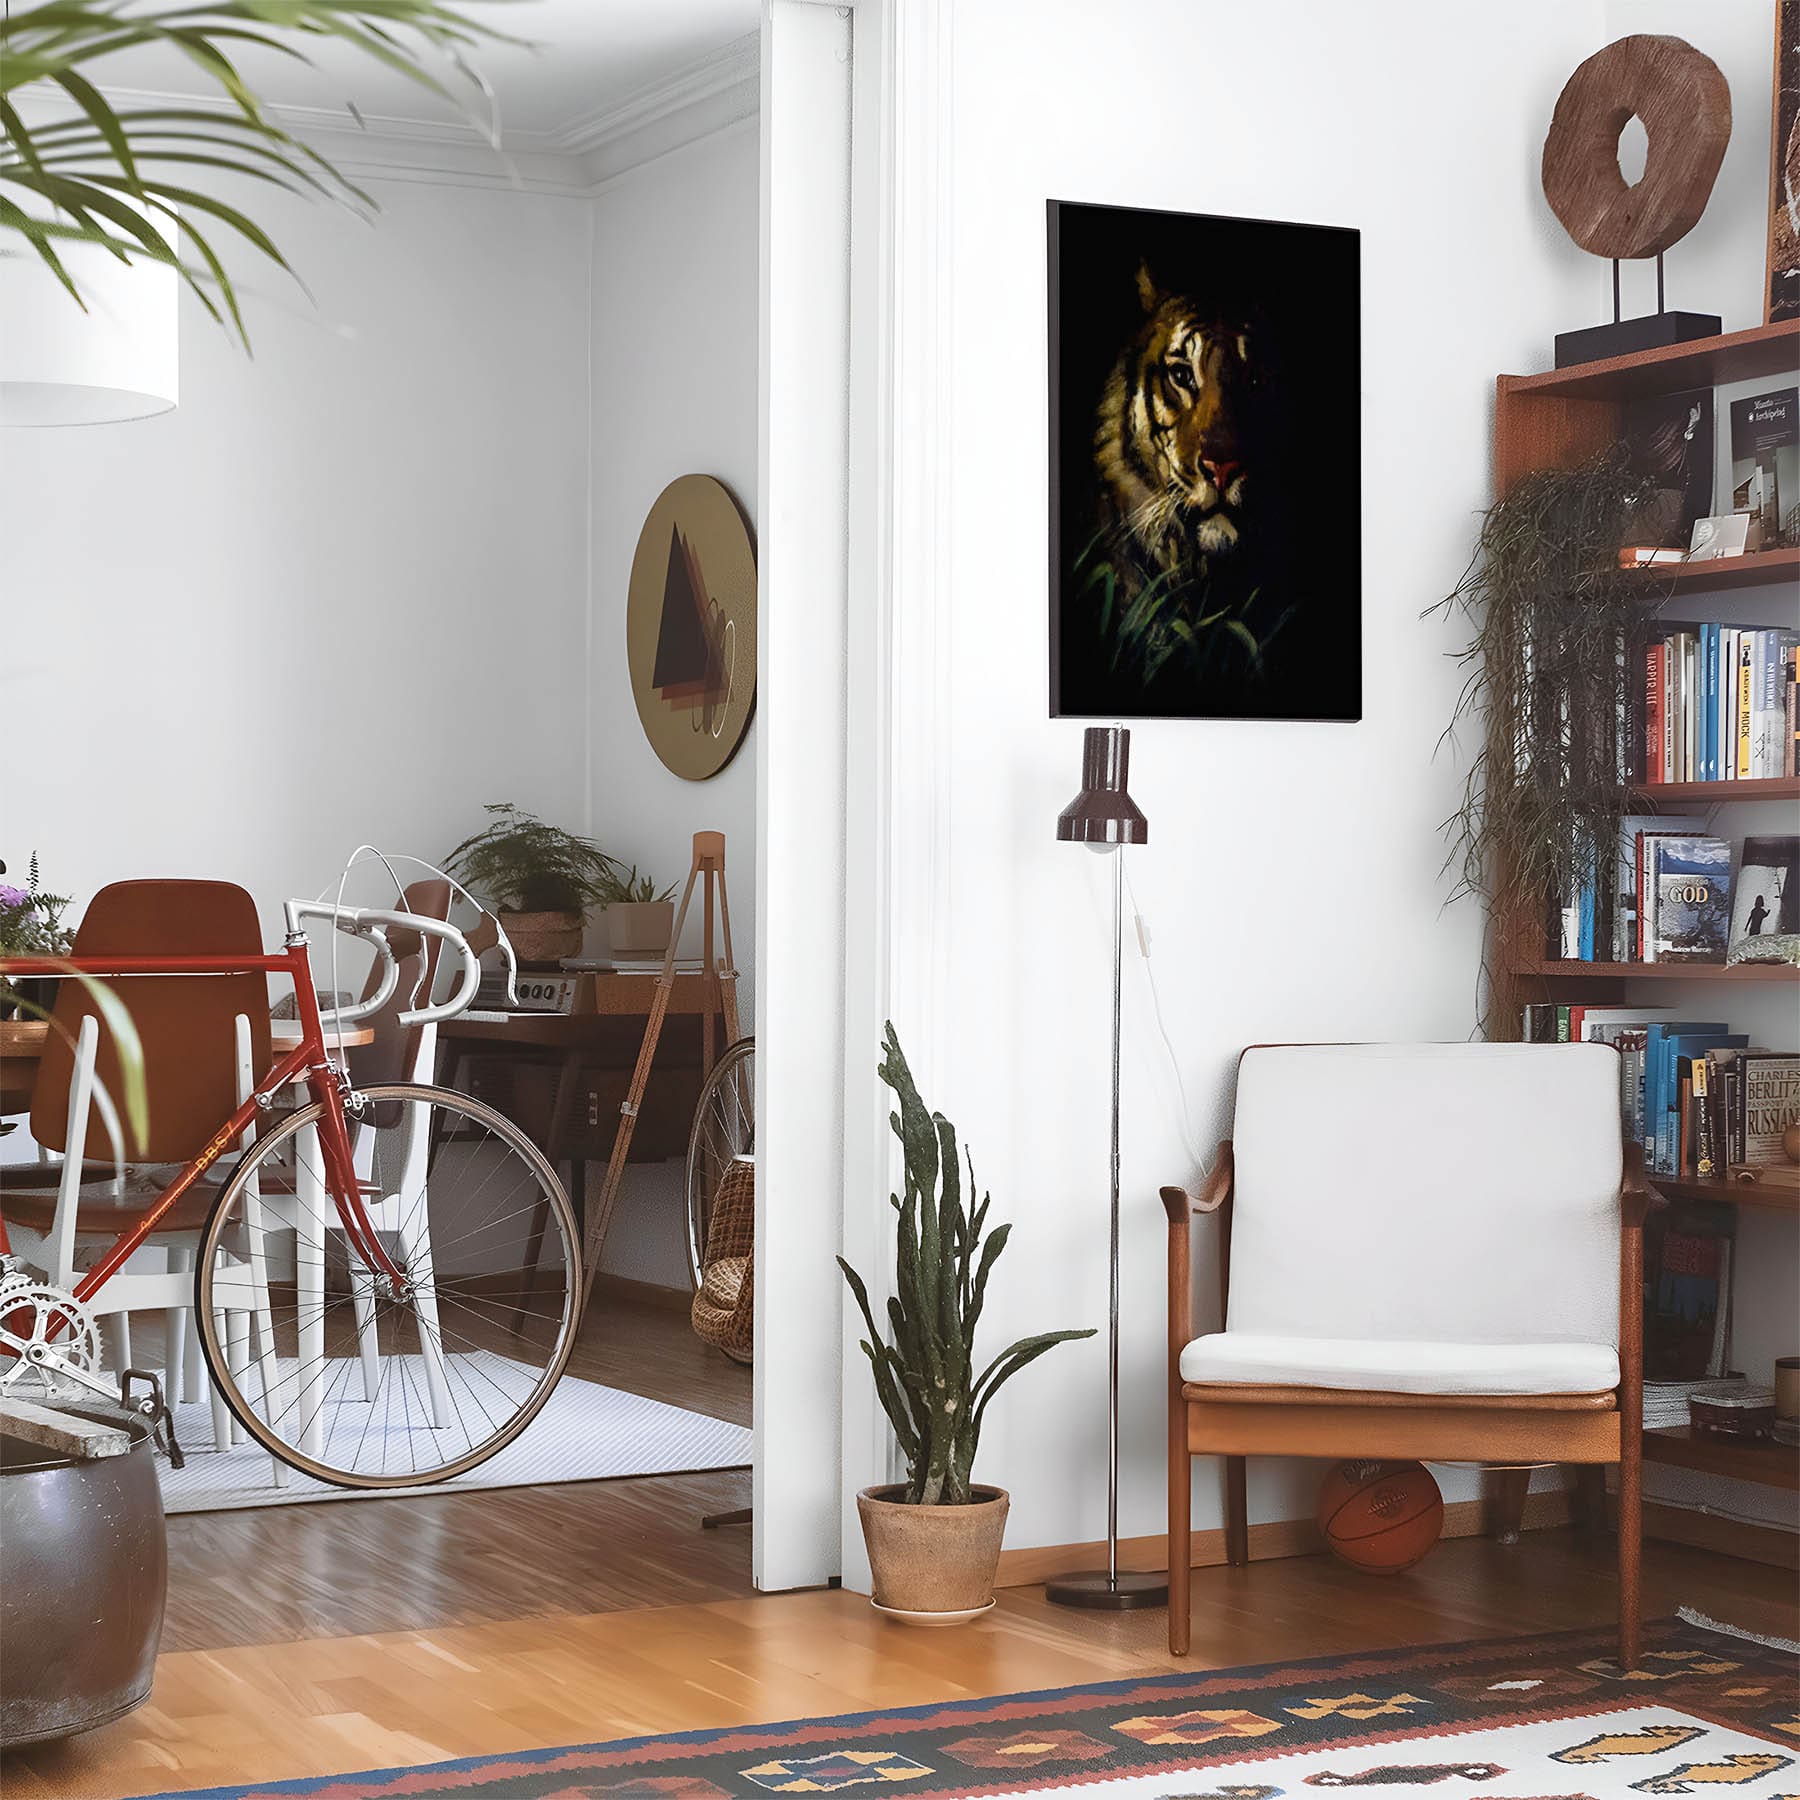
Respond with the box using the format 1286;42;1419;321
1729;387;1798;547
1737;634;1754;777
1616;814;1704;963
1646;836;1732;962
1739;1052;1800;1166
1750;629;1800;776
1624;387;1715;546
1728;835;1798;952
1643;1202;1736;1381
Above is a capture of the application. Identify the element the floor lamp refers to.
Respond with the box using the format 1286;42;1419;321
1045;725;1167;1611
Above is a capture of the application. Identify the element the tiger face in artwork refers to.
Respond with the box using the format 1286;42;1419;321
1094;262;1256;579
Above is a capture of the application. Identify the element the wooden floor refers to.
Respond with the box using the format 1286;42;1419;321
7;1531;1796;1800
160;1285;755;1651
7;1299;1798;1798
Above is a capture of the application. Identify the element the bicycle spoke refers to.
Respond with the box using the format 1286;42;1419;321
199;1083;579;1487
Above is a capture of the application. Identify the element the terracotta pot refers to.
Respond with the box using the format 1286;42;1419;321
605;900;675;959
856;1484;1008;1621
499;909;585;969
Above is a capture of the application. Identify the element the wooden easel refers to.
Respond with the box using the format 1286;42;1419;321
579;831;740;1312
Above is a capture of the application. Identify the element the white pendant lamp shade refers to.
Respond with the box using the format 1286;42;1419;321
0;214;179;426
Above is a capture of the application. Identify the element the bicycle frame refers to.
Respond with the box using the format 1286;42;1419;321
0;937;406;1301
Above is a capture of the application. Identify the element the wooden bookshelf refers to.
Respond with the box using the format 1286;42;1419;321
1628;775;1800;804
1647;1173;1800;1215
1501;318;1800;404
1511;958;1800;983
1490;325;1800;1562
1643;1426;1800;1492
1625;546;1800;595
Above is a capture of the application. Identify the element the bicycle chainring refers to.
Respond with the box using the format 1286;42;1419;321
0;1279;104;1398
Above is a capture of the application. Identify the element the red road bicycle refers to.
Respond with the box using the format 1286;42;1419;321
0;899;582;1488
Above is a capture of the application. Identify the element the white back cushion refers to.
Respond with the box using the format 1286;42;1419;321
1227;1044;1622;1348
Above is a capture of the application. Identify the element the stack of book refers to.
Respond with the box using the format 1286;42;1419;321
1640;624;1800;783
1520;1004;1800;1182
1549;829;1798;966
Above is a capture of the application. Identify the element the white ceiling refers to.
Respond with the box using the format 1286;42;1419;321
95;1;762;147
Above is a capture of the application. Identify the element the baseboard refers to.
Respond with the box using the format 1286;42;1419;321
589;1272;692;1314
1638;1498;1799;1571
993;1489;1572;1587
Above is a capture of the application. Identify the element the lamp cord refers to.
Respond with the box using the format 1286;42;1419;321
1120;858;1210;1176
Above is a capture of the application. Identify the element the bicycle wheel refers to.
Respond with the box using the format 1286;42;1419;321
685;1037;755;1290
195;1082;581;1488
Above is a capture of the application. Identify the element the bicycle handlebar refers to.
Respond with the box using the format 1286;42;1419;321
282;900;507;1028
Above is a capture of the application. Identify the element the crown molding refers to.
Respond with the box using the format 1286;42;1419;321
14;32;761;196
554;32;760;159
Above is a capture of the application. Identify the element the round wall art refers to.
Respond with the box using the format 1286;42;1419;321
625;474;757;782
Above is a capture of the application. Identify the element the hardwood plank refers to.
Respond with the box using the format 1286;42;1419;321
156;1291;753;1653
1643;1424;1800;1491
6;1533;1795;1800
1499;317;1800;400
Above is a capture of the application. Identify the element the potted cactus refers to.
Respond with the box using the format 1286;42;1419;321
838;1025;1094;1624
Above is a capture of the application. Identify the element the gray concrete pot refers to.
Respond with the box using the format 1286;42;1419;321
0;1405;167;1746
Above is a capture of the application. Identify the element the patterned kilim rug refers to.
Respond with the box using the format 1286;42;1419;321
134;1612;1797;1800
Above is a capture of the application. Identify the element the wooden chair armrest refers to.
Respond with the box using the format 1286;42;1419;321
1160;1141;1234;1222
1620;1140;1662;1230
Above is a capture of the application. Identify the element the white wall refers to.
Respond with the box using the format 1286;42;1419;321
2;177;592;925
876;0;1628;1556
585;119;763;1285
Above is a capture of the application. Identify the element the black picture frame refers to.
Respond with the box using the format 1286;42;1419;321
1048;199;1362;722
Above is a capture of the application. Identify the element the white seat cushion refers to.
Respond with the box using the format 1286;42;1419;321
1180;1331;1619;1397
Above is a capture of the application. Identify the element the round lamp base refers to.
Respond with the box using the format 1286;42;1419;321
1043;1568;1169;1611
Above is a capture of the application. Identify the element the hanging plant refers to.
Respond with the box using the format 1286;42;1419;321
1429;445;1668;1030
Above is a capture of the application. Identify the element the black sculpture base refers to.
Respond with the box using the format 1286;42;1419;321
1554;311;1721;369
1044;1568;1169;1610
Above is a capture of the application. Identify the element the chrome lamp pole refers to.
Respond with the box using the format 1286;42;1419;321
1045;725;1166;1611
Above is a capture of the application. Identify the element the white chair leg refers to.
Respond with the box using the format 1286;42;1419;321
398;1201;451;1429
224;1310;251;1444
103;1311;133;1376
347;1244;381;1403
297;1122;328;1463
207;1304;234;1453
180;1305;204;1404
164;1244;190;1404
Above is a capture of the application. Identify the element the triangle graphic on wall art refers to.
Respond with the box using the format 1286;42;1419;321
652;525;725;707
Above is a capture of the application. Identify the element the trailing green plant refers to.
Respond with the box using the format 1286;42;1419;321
594;862;676;907
837;1024;1095;1506
444;805;619;915
1428;445;1667;1032
0;1;515;347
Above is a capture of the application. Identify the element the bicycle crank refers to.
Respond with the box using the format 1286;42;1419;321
0;1276;113;1405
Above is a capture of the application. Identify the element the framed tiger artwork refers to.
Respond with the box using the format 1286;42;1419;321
1048;199;1362;722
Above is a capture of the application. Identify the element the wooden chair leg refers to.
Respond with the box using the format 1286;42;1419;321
1168;1442;1191;1655
1571;1464;1608;1540
1617;1446;1642;1670
1224;1455;1248;1567
1488;1466;1531;1544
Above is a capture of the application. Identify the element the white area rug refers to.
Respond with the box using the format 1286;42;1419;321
155;1366;751;1513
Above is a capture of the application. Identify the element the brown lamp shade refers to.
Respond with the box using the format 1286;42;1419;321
1055;725;1148;846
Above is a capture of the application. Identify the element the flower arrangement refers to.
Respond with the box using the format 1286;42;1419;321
0;854;74;1017
0;854;73;956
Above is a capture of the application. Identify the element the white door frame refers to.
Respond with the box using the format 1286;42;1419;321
755;0;955;1593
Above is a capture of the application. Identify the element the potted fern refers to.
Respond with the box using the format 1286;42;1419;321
445;805;618;968
838;1025;1094;1623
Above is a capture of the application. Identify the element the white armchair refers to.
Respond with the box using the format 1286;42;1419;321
1163;1042;1647;1667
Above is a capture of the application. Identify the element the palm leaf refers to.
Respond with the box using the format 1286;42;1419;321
0;0;521;343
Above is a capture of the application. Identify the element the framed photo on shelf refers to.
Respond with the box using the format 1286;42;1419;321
1047;199;1362;722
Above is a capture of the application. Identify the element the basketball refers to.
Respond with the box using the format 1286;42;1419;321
1315;1460;1443;1574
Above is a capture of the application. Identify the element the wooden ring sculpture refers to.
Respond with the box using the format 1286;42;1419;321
1541;34;1731;260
